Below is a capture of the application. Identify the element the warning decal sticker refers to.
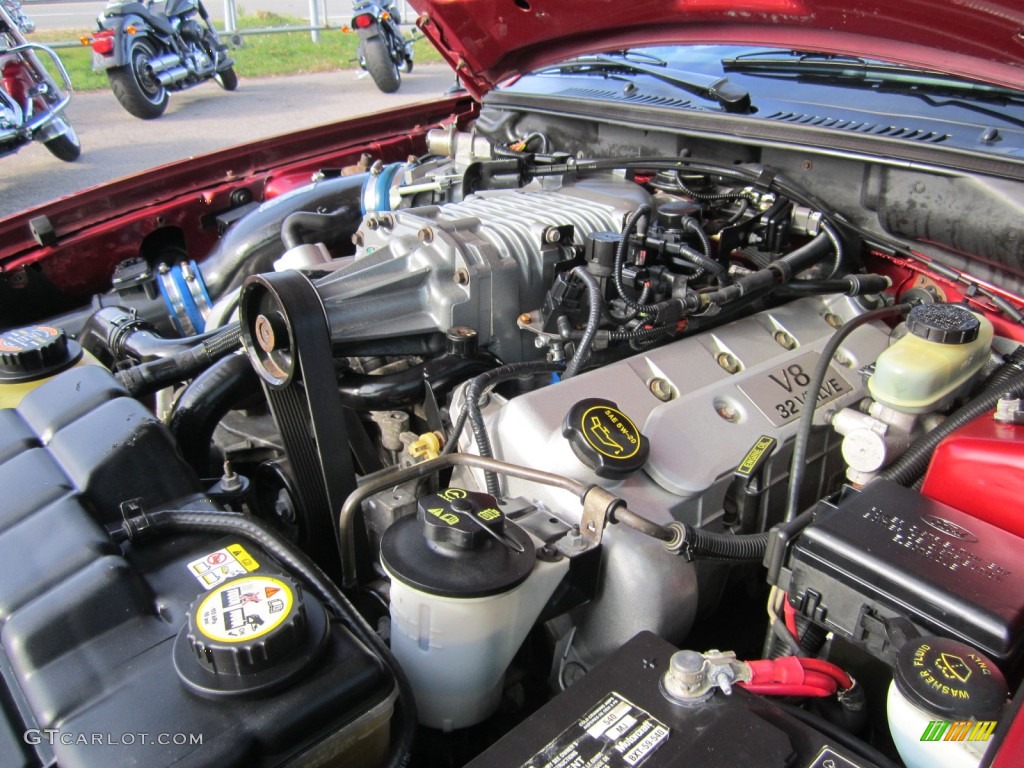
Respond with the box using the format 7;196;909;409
521;692;669;768
195;575;293;643
187;543;260;589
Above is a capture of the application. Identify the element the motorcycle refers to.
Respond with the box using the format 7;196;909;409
89;0;237;119
351;0;413;94
0;0;80;161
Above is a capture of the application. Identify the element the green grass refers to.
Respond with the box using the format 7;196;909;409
37;12;443;92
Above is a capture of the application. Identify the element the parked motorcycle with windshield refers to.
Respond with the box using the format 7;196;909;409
351;0;413;94
0;0;80;161
88;0;237;119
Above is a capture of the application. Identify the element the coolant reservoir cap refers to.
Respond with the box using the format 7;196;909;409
381;488;535;598
893;636;1007;720
906;303;980;345
0;325;82;383
173;573;328;696
563;398;649;478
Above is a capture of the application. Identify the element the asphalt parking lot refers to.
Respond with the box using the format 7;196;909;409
0;63;456;219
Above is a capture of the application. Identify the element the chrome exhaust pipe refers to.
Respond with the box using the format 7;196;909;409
147;52;182;74
155;65;189;86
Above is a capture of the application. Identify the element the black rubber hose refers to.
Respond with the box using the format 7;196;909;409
117;322;244;396
783;303;910;522
819;220;845;278
115;508;416;768
613;204;656;313
980;345;1024;394
281;205;362;250
81;306;222;363
672;523;770;561
167;353;262;476
673;244;729;285
778;274;891;298
880;366;1024;486
563;266;602;379
681;216;713;257
337;355;495;411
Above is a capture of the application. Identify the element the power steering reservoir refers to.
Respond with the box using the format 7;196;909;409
381;488;567;731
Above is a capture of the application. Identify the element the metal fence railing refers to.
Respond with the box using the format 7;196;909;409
25;0;413;47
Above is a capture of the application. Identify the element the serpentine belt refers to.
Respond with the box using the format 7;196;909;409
239;270;355;577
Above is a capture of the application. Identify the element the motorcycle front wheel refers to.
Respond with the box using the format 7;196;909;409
214;67;238;91
43;123;81;162
362;32;401;93
109;38;169;119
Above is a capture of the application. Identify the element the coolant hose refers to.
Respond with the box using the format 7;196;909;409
783;303;910;522
115;508;417;768
563;266;602;378
167;353;262;475
117;322;244;396
880;366;1024;486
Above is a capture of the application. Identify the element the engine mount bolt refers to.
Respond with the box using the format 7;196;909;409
649;378;675;402
824;312;843;329
352;232;364;247
366;216;381;230
379;213;395;228
417;227;434;243
716;352;741;374
454;268;470;285
774;330;797;350
543;227;562;244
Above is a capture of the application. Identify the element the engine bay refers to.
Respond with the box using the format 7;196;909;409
2;103;1024;768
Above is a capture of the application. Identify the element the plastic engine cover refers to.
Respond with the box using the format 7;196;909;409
0;366;394;768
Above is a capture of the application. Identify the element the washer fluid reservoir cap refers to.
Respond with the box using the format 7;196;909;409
380;488;535;598
0;325;82;382
893;636;1007;720
173;573;328;696
562;398;649;478
906;303;980;345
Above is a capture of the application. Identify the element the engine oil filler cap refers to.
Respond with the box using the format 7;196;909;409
0;325;82;382
380;488;535;598
562;398;649;478
173;573;328;696
892;636;1007;720
906;303;981;345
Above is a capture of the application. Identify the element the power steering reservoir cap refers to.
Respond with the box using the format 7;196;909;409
893;636;1008;720
380;488;536;598
562;398;650;478
173;573;328;696
0;325;82;382
906;303;980;345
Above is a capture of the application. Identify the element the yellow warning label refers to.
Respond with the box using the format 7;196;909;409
478;508;501;521
196;576;294;643
581;406;641;459
428;507;460;525
736;436;777;477
226;544;260;572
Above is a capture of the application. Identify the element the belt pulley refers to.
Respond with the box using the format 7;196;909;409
239;271;354;577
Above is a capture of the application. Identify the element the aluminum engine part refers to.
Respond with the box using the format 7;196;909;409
314;176;649;362
453;295;892;664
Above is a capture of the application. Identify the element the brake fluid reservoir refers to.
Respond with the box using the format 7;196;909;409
381;488;567;731
869;304;993;413
0;325;101;409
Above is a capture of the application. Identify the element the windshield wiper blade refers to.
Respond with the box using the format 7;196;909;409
548;53;753;113
722;54;1024;103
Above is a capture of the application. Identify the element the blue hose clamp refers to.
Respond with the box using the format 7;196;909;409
361;162;408;214
157;260;214;336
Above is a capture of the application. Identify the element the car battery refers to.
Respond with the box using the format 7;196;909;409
466;631;881;768
775;478;1024;677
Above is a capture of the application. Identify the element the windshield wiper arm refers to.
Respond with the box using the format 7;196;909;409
722;54;1024;103
549;53;753;113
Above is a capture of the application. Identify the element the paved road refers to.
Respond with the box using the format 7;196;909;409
22;0;376;31
0;63;457;218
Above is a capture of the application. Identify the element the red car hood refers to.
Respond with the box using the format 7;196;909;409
412;0;1024;99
